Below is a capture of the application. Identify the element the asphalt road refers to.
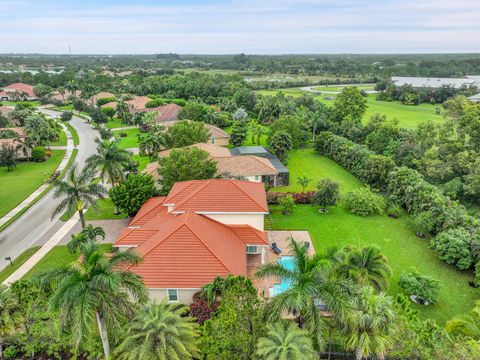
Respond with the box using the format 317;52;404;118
0;110;98;271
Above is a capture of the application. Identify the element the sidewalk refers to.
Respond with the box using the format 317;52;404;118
2;213;80;284
0;122;75;228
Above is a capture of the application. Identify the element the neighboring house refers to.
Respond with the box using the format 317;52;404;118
391;76;479;89
0;127;25;138
50;90;81;102
230;146;290;186
204;123;230;146
469;93;480;103
113;179;269;303
148;103;182;122
0;83;36;101
0;138;28;158
0;106;14;116
101;96;151;112
90;92;115;105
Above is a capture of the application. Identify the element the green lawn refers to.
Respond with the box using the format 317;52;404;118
312;84;375;92
66;122;79;145
0;150;65;218
0;246;40;283
132;154;150;171
49;129;67;146
23;244;112;280
272;148;363;193
85;198;128;221
113;128;140;149
105;118;126;129
268;149;478;324
256;89;445;129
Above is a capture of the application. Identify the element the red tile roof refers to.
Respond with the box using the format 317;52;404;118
165;179;268;213
0;127;25;137
152;104;181;122
116;209;267;288
1;83;35;97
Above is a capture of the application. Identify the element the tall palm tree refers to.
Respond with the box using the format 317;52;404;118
446;300;480;339
37;246;147;359
256;321;317;360
65;81;79;99
87;138;132;187
337;246;391;292
0;286;21;359
342;286;397;360
67;225;105;254
15;136;35;161
139;133;163;161
52;164;107;229
255;238;351;350
115;301;200;360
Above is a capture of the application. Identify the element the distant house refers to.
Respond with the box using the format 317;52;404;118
0;127;25;138
0;138;28;159
469;93;480;103
230;146;289;186
101;96;151;112
50;90;81;102
391;76;479;89
90;92;115;105
148;103;182;122
113;179;269;304
0;83;36;101
159;120;230;147
0;106;14;116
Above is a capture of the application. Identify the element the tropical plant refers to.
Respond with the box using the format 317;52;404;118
337;245;391;292
256;321;317;360
446;300;480;339
37;245;147;359
116;301;200;360
67;225;105;254
267;130;292;162
311;179;340;212
430;228;475;270
0;143;17;171
342;286;397;360
255;238;351;350
15;136;35;161
344;188;385;216
278;194;295;215
296;175;312;192
0;286;21;359
110;173;157;216
138;133;163;160
52;165;107;228
399;268;440;305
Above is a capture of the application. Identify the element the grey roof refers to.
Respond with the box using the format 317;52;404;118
469;93;480;102
230;146;289;174
391;76;479;89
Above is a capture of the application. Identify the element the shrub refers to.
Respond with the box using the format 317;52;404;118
278;194;295;215
311;179;340;211
399;268;440;305
266;191;315;204
189;292;219;325
60;111;73;122
386;203;402;219
31;146;46;162
109;173;157;216
344;188;385;216
145;98;166;108
96;96;116;107
411;211;435;238
101;106;116;118
430;228;475;270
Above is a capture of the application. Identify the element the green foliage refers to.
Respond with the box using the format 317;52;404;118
430;228;475;270
164;120;210;148
399;268;440;305
110;173;157;216
201;276;265;360
311;178;340;210
31;146;46;162
333;87;368;124
278;194;295;215
96;96;116;107
267;130;292;162
256;322;317;360
60;111;73;122
446;300;480;339
0;143;17;170
102;106;116;118
158;147;217;192
411;211;435;237
229;120;248;147
270;114;309;149
296;175;312;192
344;187;385;216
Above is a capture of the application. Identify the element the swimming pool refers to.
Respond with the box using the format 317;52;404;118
270;256;295;297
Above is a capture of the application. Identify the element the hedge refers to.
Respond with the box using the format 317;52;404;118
96;96;116;107
267;191;315;204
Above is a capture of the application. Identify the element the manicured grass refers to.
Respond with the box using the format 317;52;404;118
113;128;140;149
312;84;375;92
268;149;478;324
65;122;80;145
23;244;112;279
84;198;128;221
0;246;40;283
50;129;67;146
0;150;65;218
256;89;445;129
224;125;269;147
132;154;150;171
105;118;125;129
272;148;363;193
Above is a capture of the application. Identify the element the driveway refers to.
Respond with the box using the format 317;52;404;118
0;110;98;270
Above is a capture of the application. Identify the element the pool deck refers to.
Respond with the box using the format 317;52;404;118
247;230;314;299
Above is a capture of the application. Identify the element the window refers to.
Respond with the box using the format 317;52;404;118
254;176;259;181
246;245;259;254
211;137;215;144
167;289;178;302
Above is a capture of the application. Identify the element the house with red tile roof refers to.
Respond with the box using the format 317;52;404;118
113;179;269;303
0;83;36;101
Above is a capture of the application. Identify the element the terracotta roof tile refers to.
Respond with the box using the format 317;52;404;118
159;143;231;158
216;156;277;177
1;83;35;97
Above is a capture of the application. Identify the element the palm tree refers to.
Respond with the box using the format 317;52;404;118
65;81;79;99
256;321;317;360
337;246;391;292
57;86;66;102
37;245;147;359
52;164;107;229
139;133;163;161
115;301;200;360
446;300;480;338
67;225;105;254
342;286;397;360
15;136;35;161
255;238;351;350
0;286;21;359
87;138;133;187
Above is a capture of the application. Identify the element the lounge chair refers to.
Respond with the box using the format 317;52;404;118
271;242;282;254
304;242;310;250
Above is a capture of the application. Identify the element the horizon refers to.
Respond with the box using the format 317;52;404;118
1;0;479;54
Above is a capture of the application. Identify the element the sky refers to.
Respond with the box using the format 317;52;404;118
1;0;479;54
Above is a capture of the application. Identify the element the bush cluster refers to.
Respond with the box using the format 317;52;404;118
266;191;315;204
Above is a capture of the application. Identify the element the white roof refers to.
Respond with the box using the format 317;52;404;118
468;93;480;102
391;76;479;89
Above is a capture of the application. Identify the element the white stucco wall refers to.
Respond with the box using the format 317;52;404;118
203;213;265;231
149;288;199;304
